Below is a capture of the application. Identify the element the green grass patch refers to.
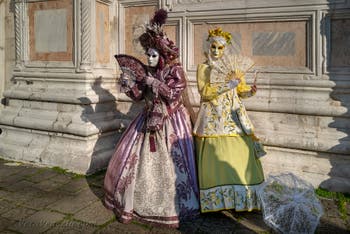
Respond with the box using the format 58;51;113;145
72;174;86;180
51;166;85;179
336;193;348;220
63;214;74;221
52;166;69;174
315;188;334;199
316;187;349;221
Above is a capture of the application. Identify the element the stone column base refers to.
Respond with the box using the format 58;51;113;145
0;125;122;174
261;146;350;193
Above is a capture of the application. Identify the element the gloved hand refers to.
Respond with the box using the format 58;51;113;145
144;75;155;86
120;73;130;86
143;75;161;96
119;73;136;92
251;84;257;93
228;79;240;89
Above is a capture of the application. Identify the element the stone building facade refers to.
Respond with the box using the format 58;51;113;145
0;0;349;192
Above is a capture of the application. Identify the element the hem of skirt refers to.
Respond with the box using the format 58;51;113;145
127;215;180;229
106;205;200;229
201;207;261;213
199;184;262;213
104;196;117;211
133;211;201;229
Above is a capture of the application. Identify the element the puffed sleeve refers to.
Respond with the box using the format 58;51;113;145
236;75;255;99
196;64;233;101
151;65;186;103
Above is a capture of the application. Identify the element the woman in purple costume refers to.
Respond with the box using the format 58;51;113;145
104;9;199;228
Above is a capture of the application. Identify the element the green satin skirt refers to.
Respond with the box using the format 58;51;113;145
195;135;264;212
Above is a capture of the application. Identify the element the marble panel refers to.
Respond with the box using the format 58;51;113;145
253;32;295;56
29;0;73;61
34;9;67;53
96;2;110;64
331;18;350;67
124;5;157;63
193;21;307;67
163;24;178;48
229;32;242;55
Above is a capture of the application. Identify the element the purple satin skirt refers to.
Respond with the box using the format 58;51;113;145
104;105;199;227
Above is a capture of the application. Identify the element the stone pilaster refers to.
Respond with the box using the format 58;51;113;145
0;0;126;174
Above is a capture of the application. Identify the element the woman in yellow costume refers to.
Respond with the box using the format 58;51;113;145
193;28;266;213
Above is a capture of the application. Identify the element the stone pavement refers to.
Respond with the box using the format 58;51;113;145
0;158;349;234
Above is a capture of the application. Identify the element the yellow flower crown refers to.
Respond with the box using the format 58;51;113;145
207;27;232;44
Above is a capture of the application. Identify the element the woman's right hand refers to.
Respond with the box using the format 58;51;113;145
228;79;240;89
120;73;129;86
119;73;135;92
226;70;241;89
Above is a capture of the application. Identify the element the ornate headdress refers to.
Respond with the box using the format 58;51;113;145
139;9;179;63
207;27;232;45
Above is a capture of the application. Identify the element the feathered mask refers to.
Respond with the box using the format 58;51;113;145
139;9;179;63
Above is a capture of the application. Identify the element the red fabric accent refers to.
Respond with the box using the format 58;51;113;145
149;133;156;152
131;85;140;97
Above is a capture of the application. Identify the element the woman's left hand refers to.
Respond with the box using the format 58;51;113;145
251;84;257;93
144;75;155;86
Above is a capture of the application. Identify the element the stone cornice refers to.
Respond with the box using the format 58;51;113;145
162;0;349;12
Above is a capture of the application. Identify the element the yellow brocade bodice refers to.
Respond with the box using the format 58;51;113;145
193;63;255;137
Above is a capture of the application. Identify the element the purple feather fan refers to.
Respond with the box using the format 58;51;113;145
151;9;168;26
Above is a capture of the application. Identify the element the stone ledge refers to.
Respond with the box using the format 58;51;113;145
250;111;350;154
261;146;350;193
0;103;130;137
0;125;121;174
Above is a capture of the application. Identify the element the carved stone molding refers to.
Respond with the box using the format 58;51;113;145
162;0;349;12
14;0;26;70
80;0;92;71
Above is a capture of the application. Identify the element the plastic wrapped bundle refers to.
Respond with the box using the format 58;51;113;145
257;173;324;234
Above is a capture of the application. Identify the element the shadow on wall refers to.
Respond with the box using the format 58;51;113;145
319;0;350;194
79;77;141;199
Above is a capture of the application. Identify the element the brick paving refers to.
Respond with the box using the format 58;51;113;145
0;158;349;234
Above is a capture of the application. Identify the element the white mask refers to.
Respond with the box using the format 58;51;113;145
146;48;160;67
